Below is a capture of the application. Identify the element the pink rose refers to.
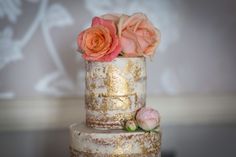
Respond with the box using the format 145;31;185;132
101;13;121;24
136;107;160;131
118;13;161;57
77;17;121;61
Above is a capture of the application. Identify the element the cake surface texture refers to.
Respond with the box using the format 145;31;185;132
70;57;162;157
85;57;146;129
70;123;161;157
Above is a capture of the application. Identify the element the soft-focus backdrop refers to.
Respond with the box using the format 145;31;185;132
1;0;236;98
0;0;236;157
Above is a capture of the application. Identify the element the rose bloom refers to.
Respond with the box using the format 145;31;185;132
103;12;160;57
77;17;121;61
136;107;160;131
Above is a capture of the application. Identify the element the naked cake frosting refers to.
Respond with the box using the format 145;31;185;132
70;124;161;157
70;12;161;157
85;57;146;129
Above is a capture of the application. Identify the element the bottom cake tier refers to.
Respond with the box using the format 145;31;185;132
69;123;161;157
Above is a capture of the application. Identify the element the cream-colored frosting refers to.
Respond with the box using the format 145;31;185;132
85;57;146;129
70;123;161;157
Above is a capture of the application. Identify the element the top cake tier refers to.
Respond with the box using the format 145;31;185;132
85;57;146;129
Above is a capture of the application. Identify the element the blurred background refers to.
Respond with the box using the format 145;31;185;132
0;0;236;157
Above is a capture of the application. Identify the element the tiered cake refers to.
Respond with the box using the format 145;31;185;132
70;12;161;157
69;57;161;156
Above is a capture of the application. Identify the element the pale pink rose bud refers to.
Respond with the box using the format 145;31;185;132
136;107;160;131
125;120;138;132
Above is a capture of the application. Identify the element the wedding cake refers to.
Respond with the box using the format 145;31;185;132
70;12;161;157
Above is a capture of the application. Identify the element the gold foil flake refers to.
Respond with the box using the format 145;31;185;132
123;143;132;154
124;60;143;81
103;66;106;73
112;137;133;156
140;140;148;155
112;138;124;155
113;112;134;121
105;65;130;95
125;60;134;74
111;133;160;156
85;95;93;107
112;146;124;155
86;94;133;112
90;83;96;89
137;132;161;155
87;112;134;126
102;96;131;111
87;64;105;78
112;146;132;156
133;66;142;81
112;97;131;110
99;103;109;113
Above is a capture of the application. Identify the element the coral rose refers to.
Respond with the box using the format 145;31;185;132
118;13;161;57
77;17;121;61
136;107;160;131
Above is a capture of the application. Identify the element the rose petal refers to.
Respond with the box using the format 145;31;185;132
122;13;147;30
101;13;121;23
92;17;116;35
97;40;121;62
121;30;144;56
